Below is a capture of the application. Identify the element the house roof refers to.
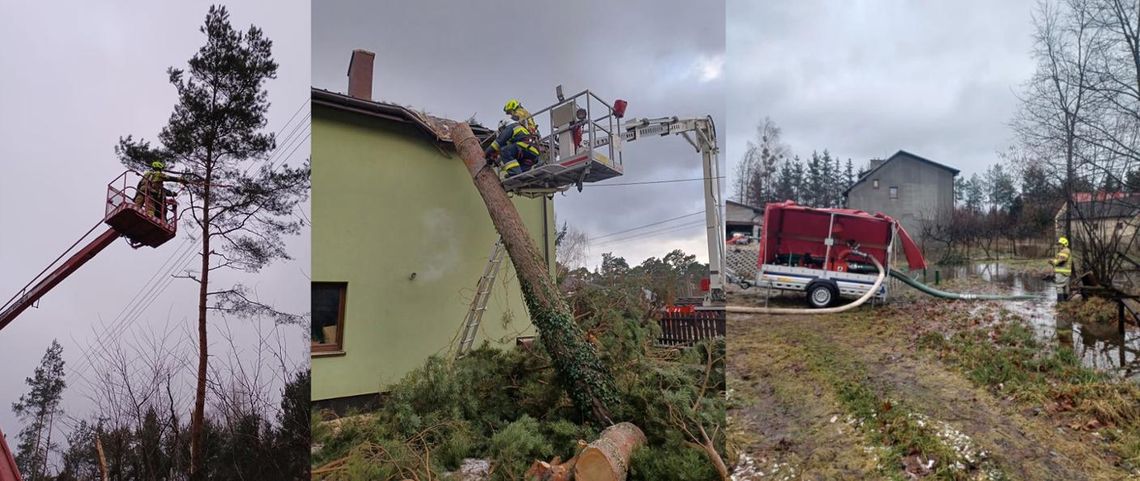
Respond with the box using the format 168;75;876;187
1068;195;1140;220
1071;191;1133;203
726;199;763;211
311;87;492;143
843;150;960;196
726;200;764;225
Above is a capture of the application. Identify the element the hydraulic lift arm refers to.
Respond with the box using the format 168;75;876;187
0;229;120;331
0;170;179;333
597;116;727;304
0;171;179;481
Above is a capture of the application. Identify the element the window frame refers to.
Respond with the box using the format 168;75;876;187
889;186;899;200
311;281;348;355
872;179;880;189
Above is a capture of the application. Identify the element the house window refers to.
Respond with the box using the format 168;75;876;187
889;186;898;200
312;282;347;353
873;179;880;189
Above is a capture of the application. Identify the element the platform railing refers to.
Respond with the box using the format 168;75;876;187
523;89;622;172
105;170;179;229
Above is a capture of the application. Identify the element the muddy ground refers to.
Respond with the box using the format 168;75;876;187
728;261;1140;481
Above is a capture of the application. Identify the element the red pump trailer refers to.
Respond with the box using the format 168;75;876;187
755;201;926;308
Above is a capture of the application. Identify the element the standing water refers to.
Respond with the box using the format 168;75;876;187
933;261;1140;378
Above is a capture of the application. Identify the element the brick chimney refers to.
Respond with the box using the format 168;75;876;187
347;49;375;101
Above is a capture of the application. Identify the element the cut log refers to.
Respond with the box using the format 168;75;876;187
451;123;618;424
572;423;647;481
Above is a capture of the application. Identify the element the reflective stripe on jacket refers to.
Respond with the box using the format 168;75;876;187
488;122;540;156
1052;247;1072;275
137;170;167;196
501;160;520;174
509;107;538;135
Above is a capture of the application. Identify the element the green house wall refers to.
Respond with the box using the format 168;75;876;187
311;105;554;401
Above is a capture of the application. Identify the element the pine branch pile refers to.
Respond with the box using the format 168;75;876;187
311;255;726;481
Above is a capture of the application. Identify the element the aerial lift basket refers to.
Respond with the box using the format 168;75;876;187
104;170;178;248
499;88;625;198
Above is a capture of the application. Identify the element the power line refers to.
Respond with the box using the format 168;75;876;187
273;99;308;141
265;113;312;172
70;236;199;382
593;219;707;247
1;218;106;314
589;211;703;241
73;97;310;382
241;98;309;176
584;175;724;187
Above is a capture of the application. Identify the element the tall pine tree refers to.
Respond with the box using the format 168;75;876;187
986;163;1017;212
791;157;806;204
954;176;969;207
844;159;855;198
12;340;66;481
115;7;309;479
773;156;800;203
805;151;824;207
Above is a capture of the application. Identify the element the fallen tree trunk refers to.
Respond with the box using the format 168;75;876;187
451;123;618;424
573;422;647;481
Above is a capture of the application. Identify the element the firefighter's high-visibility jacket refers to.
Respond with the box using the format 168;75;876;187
136;170;167;198
508;107;538;136
486;121;539;157
1050;246;1072;275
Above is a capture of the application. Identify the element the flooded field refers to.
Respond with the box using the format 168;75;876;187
728;260;1140;480
931;261;1140;379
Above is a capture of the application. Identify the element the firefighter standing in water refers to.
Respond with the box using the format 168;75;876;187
1049;236;1073;302
485;99;540;177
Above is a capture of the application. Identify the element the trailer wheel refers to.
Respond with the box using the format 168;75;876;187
806;281;838;308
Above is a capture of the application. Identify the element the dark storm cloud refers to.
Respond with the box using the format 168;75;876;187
312;0;725;266
727;0;1037;184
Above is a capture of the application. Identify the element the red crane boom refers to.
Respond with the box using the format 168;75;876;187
0;171;180;481
0;170;178;332
0;229;119;330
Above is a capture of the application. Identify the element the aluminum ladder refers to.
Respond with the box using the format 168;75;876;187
457;237;506;356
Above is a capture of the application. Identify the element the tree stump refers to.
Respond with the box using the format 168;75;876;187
572;423;647;481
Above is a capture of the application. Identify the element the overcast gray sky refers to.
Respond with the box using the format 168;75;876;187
726;0;1038;193
312;0;726;268
0;1;309;443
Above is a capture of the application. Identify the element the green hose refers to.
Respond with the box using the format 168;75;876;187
889;269;1045;301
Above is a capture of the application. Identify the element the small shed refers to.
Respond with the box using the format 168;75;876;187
726;200;763;238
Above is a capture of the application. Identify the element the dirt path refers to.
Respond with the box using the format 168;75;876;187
730;323;885;480
728;304;1132;480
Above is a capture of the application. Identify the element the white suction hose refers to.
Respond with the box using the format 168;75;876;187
726;252;885;315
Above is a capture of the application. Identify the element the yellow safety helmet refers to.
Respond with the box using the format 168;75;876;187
151;161;165;170
503;99;521;113
1058;236;1069;247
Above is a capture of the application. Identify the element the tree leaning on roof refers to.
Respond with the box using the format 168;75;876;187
451;122;619;425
